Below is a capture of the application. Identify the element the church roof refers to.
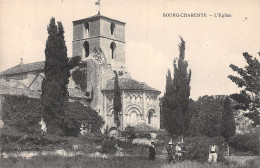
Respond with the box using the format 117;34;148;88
102;78;160;93
0;61;45;77
73;14;126;25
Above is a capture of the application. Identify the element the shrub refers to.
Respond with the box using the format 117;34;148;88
229;133;260;155
183;136;225;162
101;136;117;154
0;126;70;152
79;132;105;145
2;95;42;134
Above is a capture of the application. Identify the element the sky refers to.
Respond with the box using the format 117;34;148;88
0;0;260;100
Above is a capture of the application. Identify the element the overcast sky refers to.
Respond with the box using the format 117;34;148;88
0;0;259;100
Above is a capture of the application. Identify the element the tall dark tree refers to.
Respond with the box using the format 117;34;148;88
221;96;236;155
161;70;177;136
228;52;260;126
41;18;70;135
161;37;192;137
172;37;192;136
113;70;122;128
221;96;236;140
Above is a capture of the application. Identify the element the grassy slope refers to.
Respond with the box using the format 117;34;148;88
1;156;259;168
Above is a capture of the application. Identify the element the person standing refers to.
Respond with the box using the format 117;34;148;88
208;143;219;163
175;141;183;162
166;141;174;163
149;140;156;161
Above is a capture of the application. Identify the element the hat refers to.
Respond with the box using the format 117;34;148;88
168;141;173;145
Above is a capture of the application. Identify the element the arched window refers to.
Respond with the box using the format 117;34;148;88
110;22;115;35
83;21;89;38
129;111;138;126
110;42;116;59
83;41;89;57
148;109;155;124
148;112;153;124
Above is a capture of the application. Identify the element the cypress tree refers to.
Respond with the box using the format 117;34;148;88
113;70;122;128
161;37;192;137
41;18;70;135
221;96;236;141
221;96;236;155
172;37;192;136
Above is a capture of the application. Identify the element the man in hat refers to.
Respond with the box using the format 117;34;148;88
149;140;156;161
166;141;174;163
208;143;219;163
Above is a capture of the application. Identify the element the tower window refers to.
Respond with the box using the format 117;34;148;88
84;21;89;38
110;42;116;59
84;21;89;30
83;41;89;57
110;22;115;35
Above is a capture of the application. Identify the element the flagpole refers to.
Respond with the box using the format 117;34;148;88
98;0;101;15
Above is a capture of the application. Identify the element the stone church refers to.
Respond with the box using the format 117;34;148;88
0;14;161;131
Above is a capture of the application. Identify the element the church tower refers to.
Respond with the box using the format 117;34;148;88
72;15;126;66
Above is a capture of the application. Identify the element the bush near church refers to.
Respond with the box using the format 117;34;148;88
181;136;225;162
0;95;104;152
229;133;260;155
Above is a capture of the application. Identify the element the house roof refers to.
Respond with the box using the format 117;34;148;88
0;85;41;98
102;78;160;93
0;61;45;77
0;84;87;99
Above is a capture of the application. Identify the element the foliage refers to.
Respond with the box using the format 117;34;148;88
41;17;70;135
221;96;236;141
113;70;122;128
68;56;81;69
123;126;151;139
189;95;226;137
229;133;260;155
1;156;252;168
1;95;42;134
228;52;260;126
0;126;70;152
101;137;117;154
79;132;105;144
183;136;225;162
161;37;192;137
62;102;104;136
71;63;88;93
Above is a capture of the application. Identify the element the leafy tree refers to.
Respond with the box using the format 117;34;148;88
41;18;70;135
2;95;42;134
228;52;260;126
161;37;191;137
62;102;104;136
113;70;122;128
189;95;225;137
221;96;236;141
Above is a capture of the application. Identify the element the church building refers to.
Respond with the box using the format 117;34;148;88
0;14;161;131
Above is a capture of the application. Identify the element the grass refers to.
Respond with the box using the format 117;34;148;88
1;155;259;168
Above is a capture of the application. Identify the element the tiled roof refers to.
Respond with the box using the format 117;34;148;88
0;61;45;77
102;78;160;93
0;85;86;99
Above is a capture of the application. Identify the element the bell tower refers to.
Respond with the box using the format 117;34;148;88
72;15;126;66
